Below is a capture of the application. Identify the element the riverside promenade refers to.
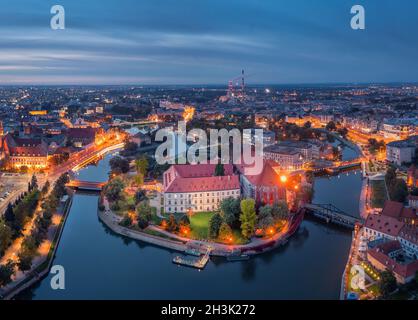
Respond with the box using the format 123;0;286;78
99;198;305;258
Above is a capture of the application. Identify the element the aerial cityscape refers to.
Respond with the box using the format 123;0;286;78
0;0;418;304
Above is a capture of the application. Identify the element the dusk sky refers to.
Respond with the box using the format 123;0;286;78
1;0;418;85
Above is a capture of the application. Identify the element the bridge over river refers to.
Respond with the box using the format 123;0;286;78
304;203;363;228
66;180;106;191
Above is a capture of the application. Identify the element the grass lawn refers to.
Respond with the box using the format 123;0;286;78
189;212;215;239
370;180;387;209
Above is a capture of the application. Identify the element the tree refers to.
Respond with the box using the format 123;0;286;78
271;201;289;221
239;199;256;239
379;270;397;296
385;167;397;188
135;190;146;204
303;121;311;129
0;221;13;254
167;214;178;232
257;205;275;230
208;213;223;239
219;197;240;227
259;205;273;219
218;222;233;242
124;141;138;153
4;203;14;225
137;216;149;229
0;260;15;286
136;201;152;221
179;214;190;227
214;163;225;176
133;173;144;187
135;155;149;176
30;174;38;190
391;179;408;203
17;249;34;272
41;180;50;195
120;215;132;227
109;156;130;174
325;121;337;132
103;178;125;202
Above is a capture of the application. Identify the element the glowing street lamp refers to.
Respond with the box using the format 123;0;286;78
280;175;287;183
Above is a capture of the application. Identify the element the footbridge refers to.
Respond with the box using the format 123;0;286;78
66;180;106;191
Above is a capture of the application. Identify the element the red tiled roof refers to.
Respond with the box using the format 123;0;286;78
368;240;418;279
67;127;97;139
381;200;417;220
381;201;404;218
172;163;234;178
237;160;281;187
3;133;48;157
365;214;404;237
165;175;240;193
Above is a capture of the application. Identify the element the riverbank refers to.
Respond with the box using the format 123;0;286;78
0;195;73;300
98;197;304;258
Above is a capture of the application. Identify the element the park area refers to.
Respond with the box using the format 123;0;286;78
370;180;388;209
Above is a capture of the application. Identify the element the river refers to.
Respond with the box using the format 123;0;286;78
19;146;362;300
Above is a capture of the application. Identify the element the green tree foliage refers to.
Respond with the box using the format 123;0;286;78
214;163;225;176
219;197;240;227
179;214;190;227
4;203;14;225
208;213;223;239
325;121;337;132
379;270;397;296
133;173;144;187
272;201;289;221
41;180;50;195
135;155;149;177
167;214;178;232
257;205;275;230
103;178;125;202
368;138;385;155
218;222;233;242
136;201;152;221
109;156;130;174
239;199;257;239
120;215;133;227
0;260;15;286
137;216;149;229
303;121;312;129
30;174;38;190
391;179;408;203
0;220;13;255
124;141;138;153
17;248;34;272
12;189;41;233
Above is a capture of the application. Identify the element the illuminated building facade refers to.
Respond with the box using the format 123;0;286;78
163;164;240;214
1;133;49;169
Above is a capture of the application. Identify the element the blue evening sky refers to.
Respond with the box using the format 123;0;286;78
0;0;417;85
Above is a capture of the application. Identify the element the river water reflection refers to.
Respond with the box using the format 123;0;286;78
21;148;361;300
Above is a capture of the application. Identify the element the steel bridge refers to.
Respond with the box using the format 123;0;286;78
304;203;362;228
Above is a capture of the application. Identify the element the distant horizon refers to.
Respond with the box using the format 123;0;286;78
1;81;418;88
1;0;418;85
